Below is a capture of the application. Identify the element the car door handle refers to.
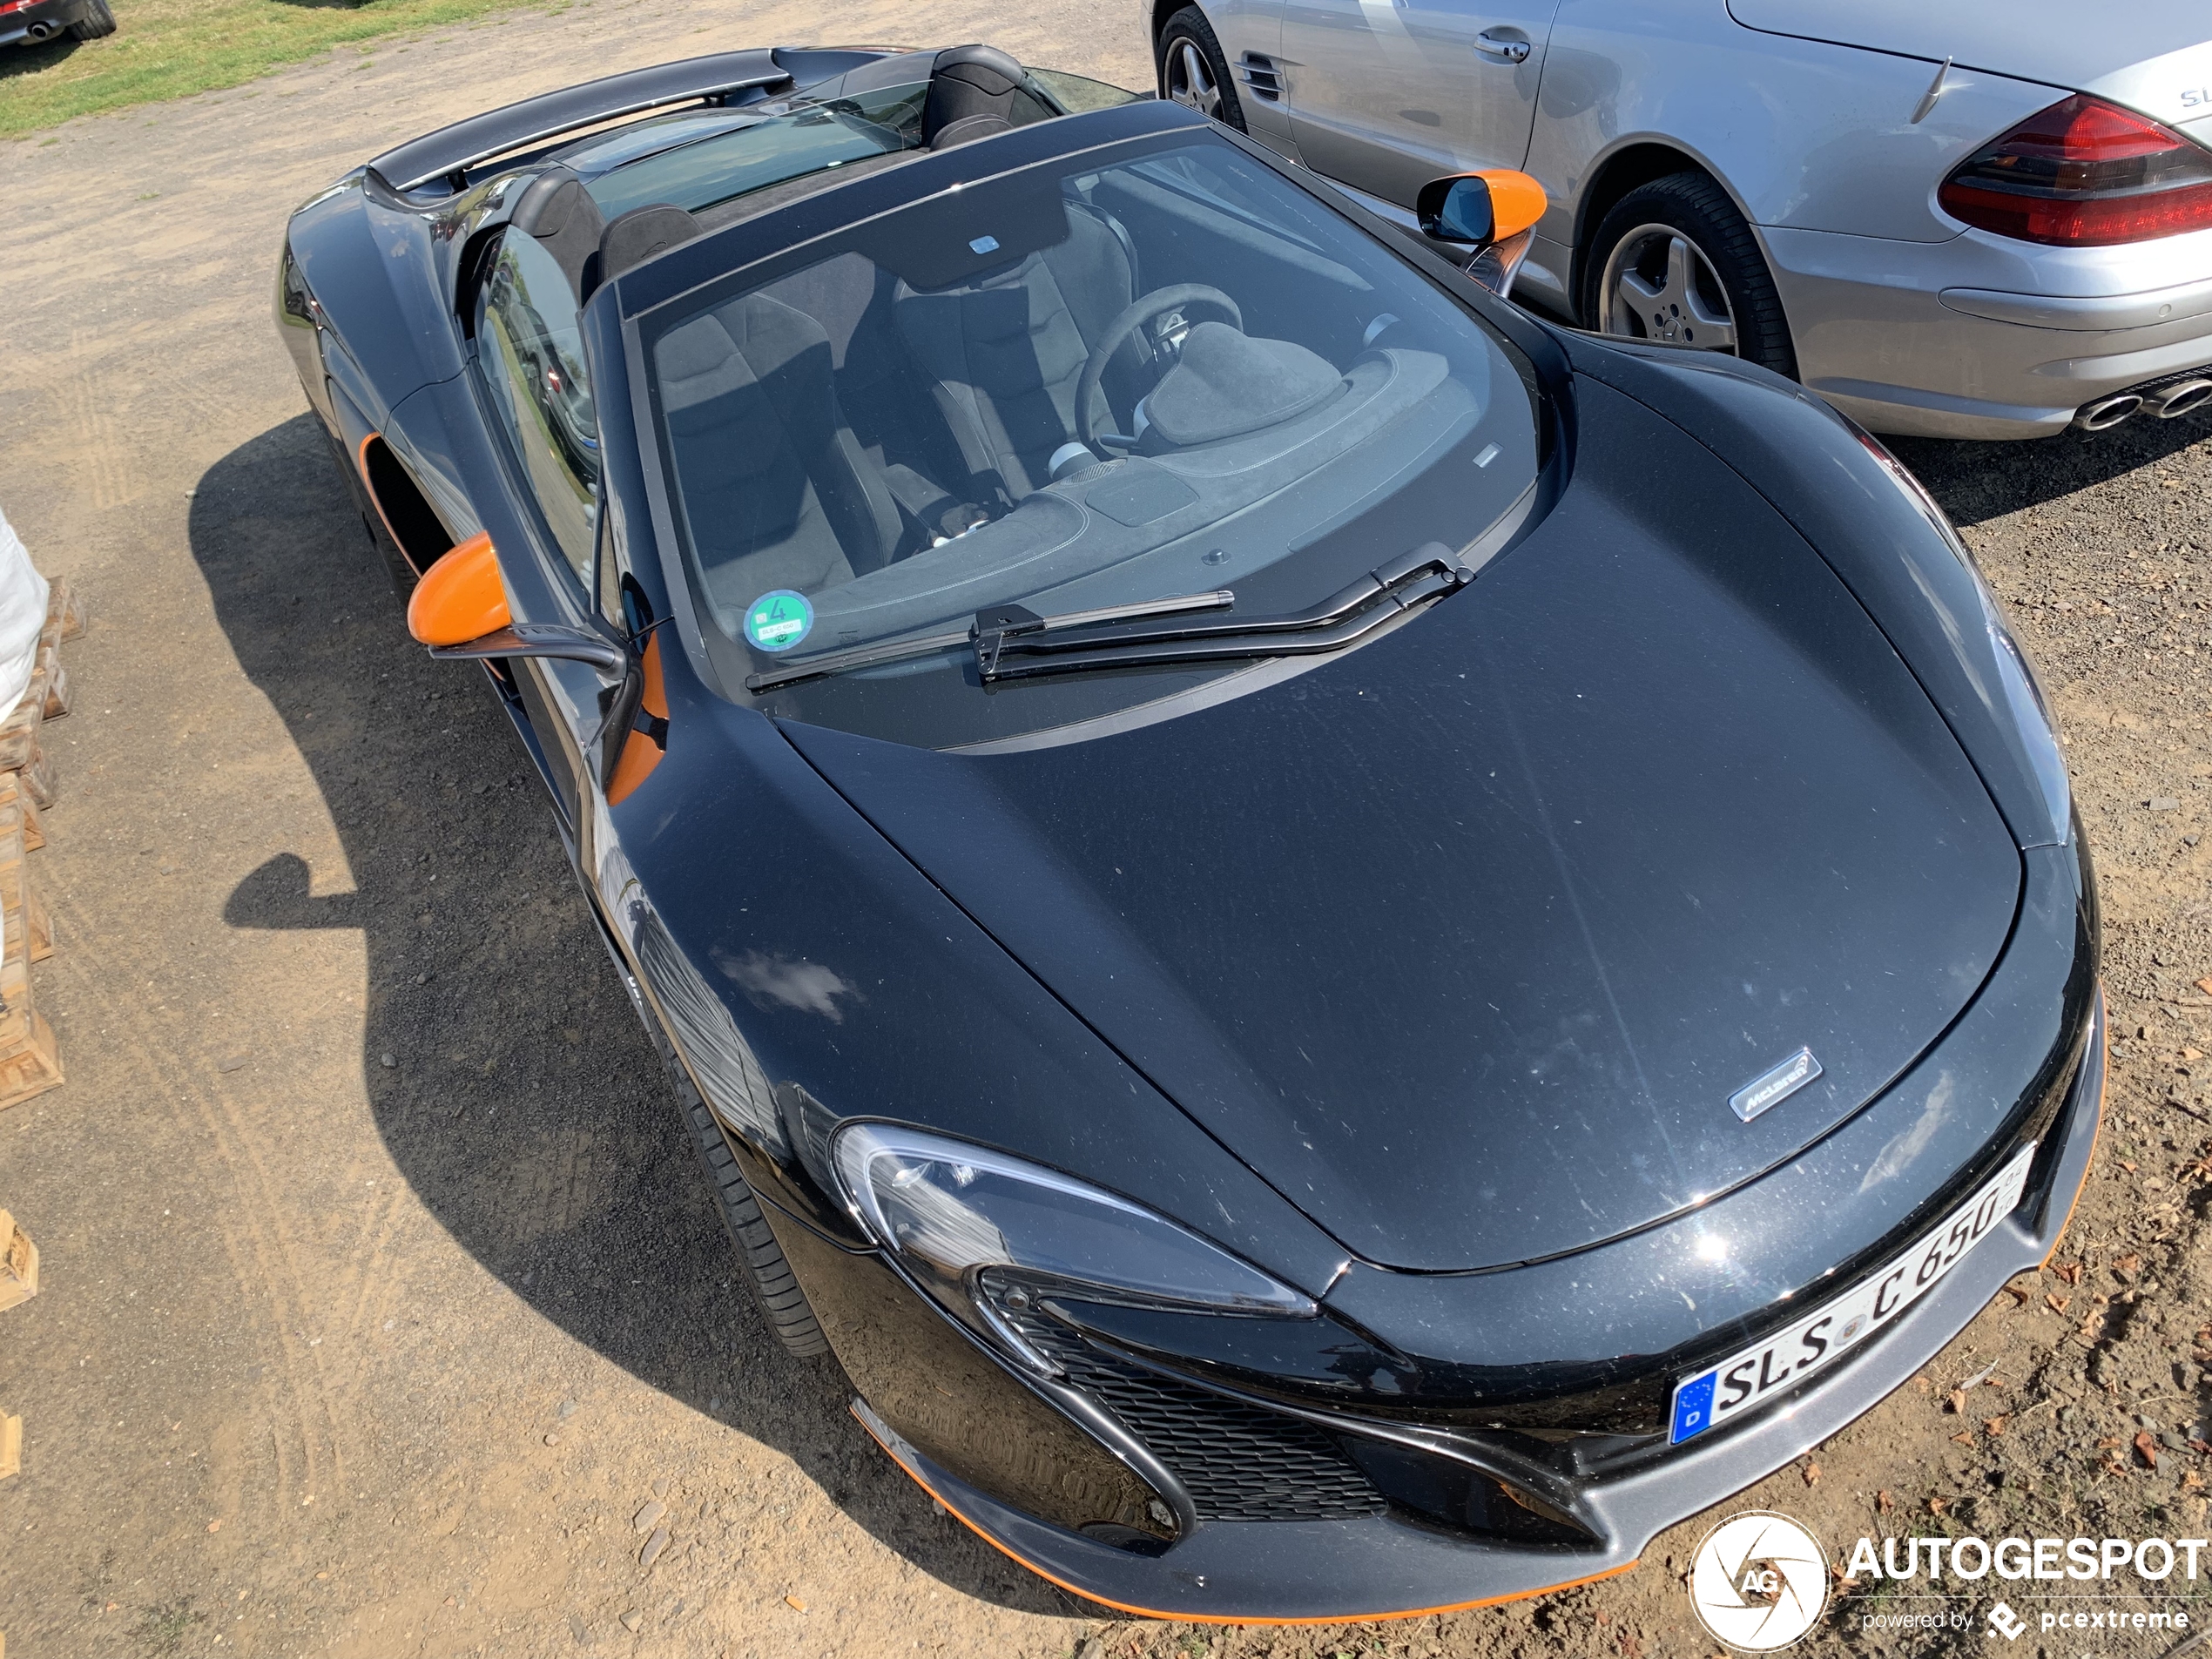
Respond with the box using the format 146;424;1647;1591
1474;29;1531;63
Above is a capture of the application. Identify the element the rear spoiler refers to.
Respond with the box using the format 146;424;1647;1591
366;47;889;193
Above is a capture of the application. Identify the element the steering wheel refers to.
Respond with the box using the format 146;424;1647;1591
1076;284;1244;452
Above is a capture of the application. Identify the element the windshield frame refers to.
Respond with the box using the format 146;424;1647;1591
609;99;1572;732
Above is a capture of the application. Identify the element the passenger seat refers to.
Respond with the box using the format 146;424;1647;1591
893;205;1137;501
656;293;907;623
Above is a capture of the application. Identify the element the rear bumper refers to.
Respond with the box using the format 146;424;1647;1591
1764;223;2212;439
0;0;92;45
840;989;2103;1622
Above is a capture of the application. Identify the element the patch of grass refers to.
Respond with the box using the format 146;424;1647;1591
0;0;557;141
130;1597;206;1656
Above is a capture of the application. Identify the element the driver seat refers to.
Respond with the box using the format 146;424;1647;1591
892;204;1136;502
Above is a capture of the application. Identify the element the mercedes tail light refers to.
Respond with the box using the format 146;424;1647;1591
1939;94;2212;246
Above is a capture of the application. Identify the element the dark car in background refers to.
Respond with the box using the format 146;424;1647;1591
273;43;2101;1622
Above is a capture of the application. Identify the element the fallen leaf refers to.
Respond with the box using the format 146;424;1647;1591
2079;1315;2104;1344
2055;1261;2083;1285
1928;1496;1948;1514
2121;1161;2140;1175
2137;1431;2161;1470
2098;1436;2124;1450
1875;1489;1894;1514
1986;1417;2008;1437
2195;977;2212;996
2004;1285;2033;1306
1803;1462;1821;1487
2047;1293;2072;1313
2185;1471;2206;1492
206;1521;221;1534
784;1595;807;1613
1948;1388;1970;1414
2116;1256;2144;1277
1951;1432;1977;1446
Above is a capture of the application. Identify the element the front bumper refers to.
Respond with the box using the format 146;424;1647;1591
836;1002;2101;1620
1763;222;2212;439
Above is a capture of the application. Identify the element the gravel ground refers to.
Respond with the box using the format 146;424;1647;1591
1;7;2209;1656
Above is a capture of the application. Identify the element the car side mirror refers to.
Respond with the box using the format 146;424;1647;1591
1414;170;1547;300
408;532;627;678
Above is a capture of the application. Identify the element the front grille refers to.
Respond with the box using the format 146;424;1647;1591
1009;1309;1386;1522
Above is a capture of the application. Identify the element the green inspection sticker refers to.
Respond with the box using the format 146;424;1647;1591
744;590;813;652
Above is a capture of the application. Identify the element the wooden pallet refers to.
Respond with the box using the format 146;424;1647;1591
0;857;60;1114
0;776;41;856
0;581;80;819
0;1212;35;1314
0;788;49;965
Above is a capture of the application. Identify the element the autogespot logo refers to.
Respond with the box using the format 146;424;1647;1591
1690;1511;1831;1651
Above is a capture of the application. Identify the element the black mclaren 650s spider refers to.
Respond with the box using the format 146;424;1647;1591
274;41;2102;1622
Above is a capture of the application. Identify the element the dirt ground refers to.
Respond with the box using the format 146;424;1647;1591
2;4;2210;1656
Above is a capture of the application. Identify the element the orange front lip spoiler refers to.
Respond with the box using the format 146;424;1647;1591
847;1398;1636;1625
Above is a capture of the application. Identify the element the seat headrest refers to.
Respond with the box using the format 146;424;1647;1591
597;203;704;287
924;44;1028;149
509;167;606;305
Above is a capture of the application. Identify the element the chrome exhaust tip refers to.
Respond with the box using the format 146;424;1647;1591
24;18;54;35
2147;378;2212;421
2074;393;2142;432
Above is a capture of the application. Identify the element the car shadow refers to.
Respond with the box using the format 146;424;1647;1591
1891;412;2211;528
189;413;1096;1621
0;34;79;80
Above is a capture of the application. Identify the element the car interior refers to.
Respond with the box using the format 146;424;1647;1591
496;49;1532;664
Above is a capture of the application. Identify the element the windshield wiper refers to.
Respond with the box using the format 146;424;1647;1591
972;543;1473;684
744;589;1236;694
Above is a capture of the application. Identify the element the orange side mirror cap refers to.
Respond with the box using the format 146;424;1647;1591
1478;169;1547;241
1415;169;1548;246
407;532;511;646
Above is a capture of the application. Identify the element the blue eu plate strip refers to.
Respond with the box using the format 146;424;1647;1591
1670;1371;1716;1445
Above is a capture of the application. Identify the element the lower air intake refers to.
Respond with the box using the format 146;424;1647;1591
1011;1310;1386;1522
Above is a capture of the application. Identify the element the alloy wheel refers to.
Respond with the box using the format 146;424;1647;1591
1164;39;1222;120
1596;224;1738;353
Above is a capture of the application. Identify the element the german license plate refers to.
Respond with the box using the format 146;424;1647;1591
1668;1142;2037;1446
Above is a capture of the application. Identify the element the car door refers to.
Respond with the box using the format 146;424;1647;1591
474;227;630;855
1278;0;1562;204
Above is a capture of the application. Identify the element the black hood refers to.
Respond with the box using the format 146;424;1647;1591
781;381;2021;1271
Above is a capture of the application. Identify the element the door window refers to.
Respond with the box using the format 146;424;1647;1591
478;231;599;586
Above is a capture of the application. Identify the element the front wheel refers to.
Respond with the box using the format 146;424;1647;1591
1156;6;1246;132
1581;172;1796;379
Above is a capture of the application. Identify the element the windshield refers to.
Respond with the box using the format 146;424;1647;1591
642;129;1542;749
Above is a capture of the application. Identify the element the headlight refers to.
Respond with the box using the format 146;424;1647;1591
1847;423;2073;847
832;1123;1316;1374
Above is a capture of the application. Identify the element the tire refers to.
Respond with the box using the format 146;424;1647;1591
662;1047;831;1359
1581;172;1797;380
1156;5;1246;133
67;0;116;40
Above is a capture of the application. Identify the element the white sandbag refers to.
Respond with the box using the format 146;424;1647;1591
0;507;49;720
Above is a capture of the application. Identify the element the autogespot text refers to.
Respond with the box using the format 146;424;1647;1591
1844;1534;2210;1582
